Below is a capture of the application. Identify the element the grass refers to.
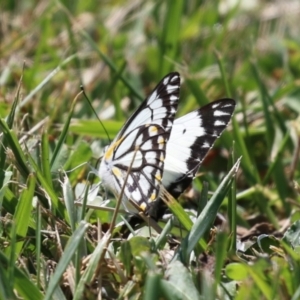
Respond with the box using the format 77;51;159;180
1;0;300;299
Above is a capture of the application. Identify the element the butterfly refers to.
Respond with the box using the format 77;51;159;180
99;72;236;220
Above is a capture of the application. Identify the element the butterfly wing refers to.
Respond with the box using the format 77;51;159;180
99;72;180;213
116;72;180;139
162;98;236;198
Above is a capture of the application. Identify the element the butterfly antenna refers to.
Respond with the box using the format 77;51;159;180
80;85;111;144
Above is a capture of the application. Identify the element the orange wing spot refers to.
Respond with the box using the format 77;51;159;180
155;173;162;182
112;167;121;178
150;191;157;202
139;202;147;211
104;137;124;160
158;136;165;144
149;126;158;134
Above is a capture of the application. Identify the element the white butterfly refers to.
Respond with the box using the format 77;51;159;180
99;73;235;219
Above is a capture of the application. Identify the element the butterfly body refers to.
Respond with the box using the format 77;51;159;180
99;72;236;217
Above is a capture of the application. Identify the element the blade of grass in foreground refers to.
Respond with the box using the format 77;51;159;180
69;119;123;138
176;157;241;263
73;232;111;300
0;73;22;183
41;132;53;189
160;260;201;300
0;171;13;212
0;119;31;178
213;231;229;297
161;188;207;250
13;174;36;256
50;93;81;168
44;221;89;300
0;250;43;300
61;173;76;232
228;143;237;253
27;152;68;221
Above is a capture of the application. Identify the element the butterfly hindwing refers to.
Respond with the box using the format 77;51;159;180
99;73;180;213
162;99;236;198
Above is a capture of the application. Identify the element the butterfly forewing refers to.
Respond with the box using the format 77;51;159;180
99;73;180;213
115;73;180;139
162;99;236;198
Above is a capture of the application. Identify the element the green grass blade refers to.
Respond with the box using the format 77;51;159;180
161;189;207;250
214;50;232;98
0;74;22;185
73;232;110;300
0;262;14;299
213;231;229;296
247;265;273;300
182;157;241;261
0;170;13;212
13;173;36;256
232;116;260;185
50;96;77;168
250;59;274;150
0;250;43;300
155;218;174;249
262;129;290;181
41;132;53;189
185;78;210;106
144;270;162;300
228;143;237;252
1;185;18;214
0;119;31;178
69;119;123;138
44;221;89;300
26;152;67;221
159;0;184;76
36;203;42;289
160;260;200;300
61;174;76;232
216;52;261;185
